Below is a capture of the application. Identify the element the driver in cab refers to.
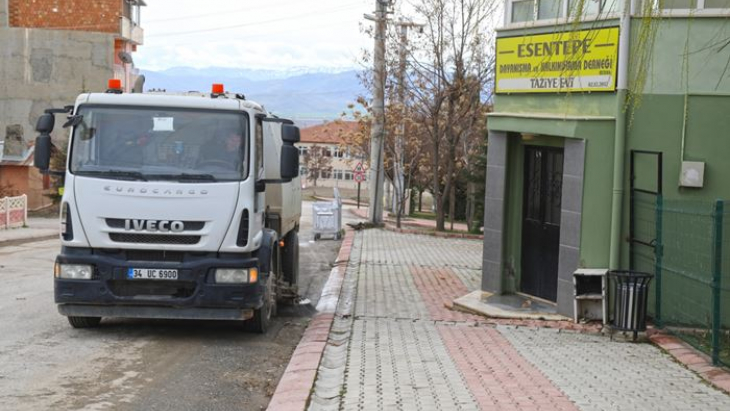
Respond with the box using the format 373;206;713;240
198;128;242;170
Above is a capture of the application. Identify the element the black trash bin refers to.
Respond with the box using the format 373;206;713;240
609;270;653;341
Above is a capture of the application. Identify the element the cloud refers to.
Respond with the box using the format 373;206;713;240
135;0;374;71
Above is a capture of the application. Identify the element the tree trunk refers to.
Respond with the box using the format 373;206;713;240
449;183;455;231
437;102;457;232
466;182;476;232
437;156;452;232
418;189;423;212
396;181;402;229
432;119;444;231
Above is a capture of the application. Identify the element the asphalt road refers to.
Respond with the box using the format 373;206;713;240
0;201;356;411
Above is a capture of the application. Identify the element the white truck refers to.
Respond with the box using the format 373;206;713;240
34;81;302;333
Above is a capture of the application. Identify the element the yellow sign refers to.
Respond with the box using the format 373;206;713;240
495;27;619;93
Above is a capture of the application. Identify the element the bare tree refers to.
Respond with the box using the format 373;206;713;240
408;0;497;231
303;145;333;195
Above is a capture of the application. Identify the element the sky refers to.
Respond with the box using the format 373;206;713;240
135;0;396;72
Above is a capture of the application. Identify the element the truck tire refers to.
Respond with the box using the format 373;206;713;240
282;230;299;286
246;273;275;334
67;316;102;328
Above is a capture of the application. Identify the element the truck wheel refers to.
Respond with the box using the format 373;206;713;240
246;274;275;334
67;316;102;328
282;231;299;286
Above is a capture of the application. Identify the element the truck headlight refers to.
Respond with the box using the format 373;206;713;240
55;263;93;280
215;268;258;284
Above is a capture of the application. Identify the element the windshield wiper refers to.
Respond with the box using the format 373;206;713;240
178;173;218;182
139;173;218;182
79;170;147;181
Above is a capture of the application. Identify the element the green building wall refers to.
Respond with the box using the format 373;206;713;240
488;16;730;314
621;17;730;321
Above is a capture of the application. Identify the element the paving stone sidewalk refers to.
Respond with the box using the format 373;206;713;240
306;229;730;411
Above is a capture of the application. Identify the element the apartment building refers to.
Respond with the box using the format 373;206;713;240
299;121;365;190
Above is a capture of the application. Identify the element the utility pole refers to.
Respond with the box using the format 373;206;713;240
392;20;423;227
365;0;391;225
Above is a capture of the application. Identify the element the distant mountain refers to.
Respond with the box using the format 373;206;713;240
139;66;366;121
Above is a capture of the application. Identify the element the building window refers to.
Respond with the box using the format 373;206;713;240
299;146;309;156
705;0;730;8
300;166;308;176
320;147;332;157
539;0;564;19
642;0;730;11
510;0;623;23
659;0;698;8
332;146;351;159
568;0;603;16
511;0;535;22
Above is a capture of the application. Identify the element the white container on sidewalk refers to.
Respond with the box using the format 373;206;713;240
312;188;342;240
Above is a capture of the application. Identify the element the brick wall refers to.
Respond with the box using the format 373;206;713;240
9;0;122;33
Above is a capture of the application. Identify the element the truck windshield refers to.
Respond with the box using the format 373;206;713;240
69;106;248;182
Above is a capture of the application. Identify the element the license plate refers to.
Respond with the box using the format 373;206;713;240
127;268;178;280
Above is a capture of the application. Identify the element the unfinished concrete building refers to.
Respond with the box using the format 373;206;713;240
0;0;145;208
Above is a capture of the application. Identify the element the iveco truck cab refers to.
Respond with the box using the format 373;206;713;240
34;80;302;333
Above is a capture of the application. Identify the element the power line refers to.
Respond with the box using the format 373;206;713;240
147;4;366;38
146;0;364;23
144;18;363;42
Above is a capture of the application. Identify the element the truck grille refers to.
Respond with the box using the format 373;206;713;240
105;219;205;231
108;280;196;298
109;233;200;245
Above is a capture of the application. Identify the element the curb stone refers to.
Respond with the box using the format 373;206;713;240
648;329;730;394
267;229;355;411
0;234;59;248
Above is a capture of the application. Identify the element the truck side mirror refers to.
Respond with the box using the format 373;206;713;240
34;113;55;171
282;124;300;144
36;113;55;133
280;145;299;180
280;124;300;180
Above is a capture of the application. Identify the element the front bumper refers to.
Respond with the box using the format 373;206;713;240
58;304;254;321
55;247;265;319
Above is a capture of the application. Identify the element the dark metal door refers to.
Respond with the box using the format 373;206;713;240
629;150;663;271
521;146;563;302
628;150;663;324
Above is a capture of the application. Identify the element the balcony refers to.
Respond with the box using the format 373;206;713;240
119;16;144;45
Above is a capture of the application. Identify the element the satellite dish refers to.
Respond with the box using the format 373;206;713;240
118;51;133;64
